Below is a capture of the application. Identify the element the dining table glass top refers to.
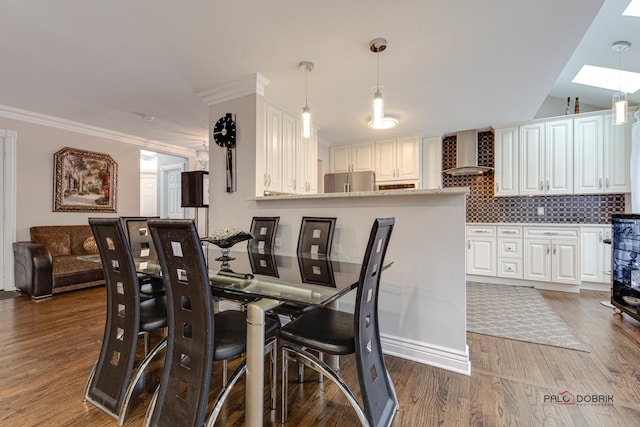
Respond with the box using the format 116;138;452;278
81;244;374;307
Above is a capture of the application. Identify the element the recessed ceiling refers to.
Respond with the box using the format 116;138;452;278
0;0;618;150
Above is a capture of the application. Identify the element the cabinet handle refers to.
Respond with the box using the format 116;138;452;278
467;240;470;250
343;183;348;192
264;174;267;186
472;230;490;234
599;231;603;242
546;244;550;254
546;180;550;191
496;182;500;192
502;231;516;235
606;177;610;189
540;180;543;191
599;178;603;189
553;244;557;255
293;179;296;190
543;232;558;236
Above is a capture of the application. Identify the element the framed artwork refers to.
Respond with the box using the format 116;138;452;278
53;147;117;212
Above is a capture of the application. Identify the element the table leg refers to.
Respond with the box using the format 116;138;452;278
245;298;280;427
325;300;339;371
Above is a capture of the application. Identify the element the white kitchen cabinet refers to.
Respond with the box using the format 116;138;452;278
264;103;283;193
295;130;318;194
497;226;523;279
494;127;519;196
520;119;573;196
524;227;580;285
375;136;420;183
574;113;631;194
466;226;496;277
421;136;442;189
281;111;297;194
329;142;374;173
581;225;612;283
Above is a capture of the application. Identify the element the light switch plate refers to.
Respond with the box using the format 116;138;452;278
537;207;544;216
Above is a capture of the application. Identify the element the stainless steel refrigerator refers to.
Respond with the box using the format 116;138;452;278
324;171;376;193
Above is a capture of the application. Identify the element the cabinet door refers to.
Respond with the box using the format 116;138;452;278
524;239;551;282
552;239;580;284
265;104;283;192
604;113;631;193
352;142;374;172
422;136;442;189
467;237;496;276
396;137;420;180
281;111;297;194
494;127;519;196
520;123;545;195
375;139;397;181
580;228;602;282
545;119;573;194
305;132;318;193
574;115;604;194
329;145;351;173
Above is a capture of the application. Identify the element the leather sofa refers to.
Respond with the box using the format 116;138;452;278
13;225;104;299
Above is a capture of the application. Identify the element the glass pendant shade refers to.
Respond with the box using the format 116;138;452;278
301;105;312;138
612;92;628;125
371;90;384;127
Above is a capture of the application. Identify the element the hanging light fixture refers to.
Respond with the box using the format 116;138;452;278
299;61;314;139
611;41;631;126
195;141;209;170
368;38;398;130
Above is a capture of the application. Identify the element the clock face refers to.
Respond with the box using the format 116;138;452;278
213;113;236;148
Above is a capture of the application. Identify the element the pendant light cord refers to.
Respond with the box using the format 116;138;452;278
376;49;380;91
305;67;309;107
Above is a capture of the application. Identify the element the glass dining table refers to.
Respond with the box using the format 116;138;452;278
82;244;379;426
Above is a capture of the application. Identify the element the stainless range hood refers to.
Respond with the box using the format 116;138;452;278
443;129;493;176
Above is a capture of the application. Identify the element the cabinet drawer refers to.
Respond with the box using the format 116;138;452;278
467;226;496;237
497;226;522;237
524;227;579;239
498;258;523;279
498;238;522;258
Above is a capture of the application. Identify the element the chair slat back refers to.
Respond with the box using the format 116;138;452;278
248;216;279;251
354;217;396;427
147;219;214;427
297;217;336;256
121;216;158;259
87;218;141;415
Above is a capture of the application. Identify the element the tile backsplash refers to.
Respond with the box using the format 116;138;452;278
442;131;626;224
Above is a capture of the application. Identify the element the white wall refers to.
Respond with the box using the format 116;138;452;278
0;116;141;241
535;95;602;119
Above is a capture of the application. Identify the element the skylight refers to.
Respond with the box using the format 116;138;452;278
623;0;640;17
572;65;640;93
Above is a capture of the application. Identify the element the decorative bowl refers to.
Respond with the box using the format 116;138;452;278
205;228;253;248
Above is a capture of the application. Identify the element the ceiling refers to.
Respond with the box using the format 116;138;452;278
1;0;636;152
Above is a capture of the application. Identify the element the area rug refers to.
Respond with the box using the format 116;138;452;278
0;290;21;300
466;282;588;351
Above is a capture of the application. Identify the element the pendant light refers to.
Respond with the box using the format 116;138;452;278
368;38;398;129
611;41;631;126
299;61;314;139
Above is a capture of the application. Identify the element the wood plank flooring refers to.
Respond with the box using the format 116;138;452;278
1;286;639;426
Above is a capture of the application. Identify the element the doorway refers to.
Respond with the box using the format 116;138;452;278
0;129;17;291
139;150;187;219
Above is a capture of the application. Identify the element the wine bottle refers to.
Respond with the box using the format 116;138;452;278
574;97;580;114
566;97;571;115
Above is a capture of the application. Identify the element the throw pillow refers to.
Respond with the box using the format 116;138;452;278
83;236;99;255
32;233;72;257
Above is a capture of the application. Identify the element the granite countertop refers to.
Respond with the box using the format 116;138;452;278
467;222;608;227
249;187;469;201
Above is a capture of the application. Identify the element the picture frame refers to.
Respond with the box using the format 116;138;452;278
53;147;117;212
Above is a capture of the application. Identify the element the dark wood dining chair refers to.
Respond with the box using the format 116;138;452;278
297;216;336;255
83;218;168;426
248;216;279;252
145;219;278;427
280;218;399;426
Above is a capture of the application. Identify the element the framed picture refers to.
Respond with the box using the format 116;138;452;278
53;147;117;212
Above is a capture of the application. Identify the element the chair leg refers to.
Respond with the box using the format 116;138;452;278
270;338;277;410
222;360;228;384
143;332;150;356
206;360;248;427
82;361;98;402
282;347;289;423
281;345;369;427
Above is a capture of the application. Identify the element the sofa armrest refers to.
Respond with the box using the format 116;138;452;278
13;241;53;299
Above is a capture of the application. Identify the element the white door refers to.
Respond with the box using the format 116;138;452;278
524;239;551;282
140;171;158;216
396;136;420;180
466;237;496;276
552;240;580;284
573;115;603;194
160;164;184;219
520;123;545;195
580;228;602;282
494;127;519;196
604;113;632;193
375;139;397;181
0;130;17;291
545;119;573;195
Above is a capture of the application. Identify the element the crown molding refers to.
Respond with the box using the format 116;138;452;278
0;104;194;157
196;73;271;106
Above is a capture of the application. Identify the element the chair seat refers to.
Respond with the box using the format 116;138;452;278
139;276;165;297
271;302;314;317
139;296;168;332
212;310;280;361
279;307;354;355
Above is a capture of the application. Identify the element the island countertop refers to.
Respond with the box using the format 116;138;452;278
249;187;469;201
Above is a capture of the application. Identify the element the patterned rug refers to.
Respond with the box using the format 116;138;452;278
466;282;588;352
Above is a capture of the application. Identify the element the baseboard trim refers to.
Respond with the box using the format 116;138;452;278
467;275;580;293
381;333;471;376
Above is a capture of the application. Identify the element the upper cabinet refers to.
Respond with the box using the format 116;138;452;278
329;142;374;173
263;102;317;195
494;127;519;196
375;136;420;183
520;118;573;196
421;136;442;189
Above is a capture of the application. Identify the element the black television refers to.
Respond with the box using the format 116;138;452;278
611;214;640;315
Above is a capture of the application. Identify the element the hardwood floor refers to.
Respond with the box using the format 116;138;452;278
1;286;639;426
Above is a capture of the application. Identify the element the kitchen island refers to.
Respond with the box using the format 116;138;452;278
243;188;471;374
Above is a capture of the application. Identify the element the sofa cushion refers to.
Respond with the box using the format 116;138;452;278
32;233;71;257
83;236;99;254
53;254;102;276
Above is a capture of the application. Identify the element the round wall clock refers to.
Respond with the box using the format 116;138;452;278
213;113;236;148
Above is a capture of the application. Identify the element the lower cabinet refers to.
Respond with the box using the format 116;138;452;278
466;226;496;276
580;225;612;284
497;226;523;279
523;227;580;285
